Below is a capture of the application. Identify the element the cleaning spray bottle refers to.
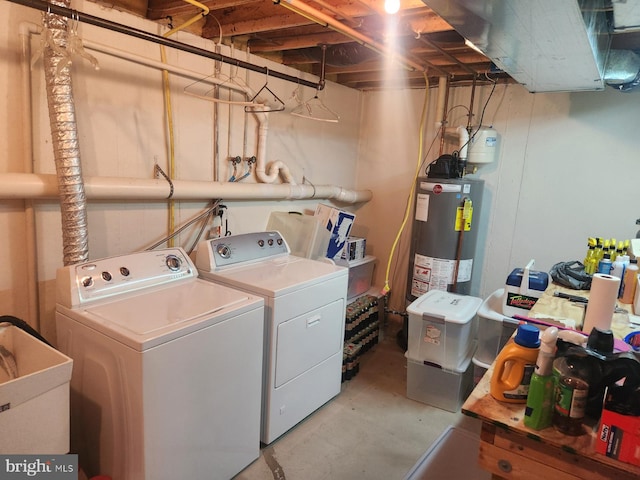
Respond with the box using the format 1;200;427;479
490;324;540;403
524;327;558;430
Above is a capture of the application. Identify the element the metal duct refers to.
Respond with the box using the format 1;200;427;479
605;49;640;91
424;0;611;93
43;1;89;265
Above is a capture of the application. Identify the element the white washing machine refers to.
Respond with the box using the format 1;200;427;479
55;248;265;480
195;231;348;444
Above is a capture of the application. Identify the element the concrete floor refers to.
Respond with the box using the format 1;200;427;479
235;320;484;480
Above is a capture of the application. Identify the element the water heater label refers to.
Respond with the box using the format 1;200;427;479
455;206;473;231
411;255;473;297
415;193;430;222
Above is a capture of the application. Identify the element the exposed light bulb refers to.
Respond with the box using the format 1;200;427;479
384;0;400;14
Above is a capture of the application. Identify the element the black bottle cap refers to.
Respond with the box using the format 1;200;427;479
587;327;614;355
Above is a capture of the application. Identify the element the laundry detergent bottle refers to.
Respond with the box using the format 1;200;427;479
490;324;541;403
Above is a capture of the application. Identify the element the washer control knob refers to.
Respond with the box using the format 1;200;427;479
277;238;283;245
268;238;274;246
216;244;231;259
120;267;130;277
258;239;265;247
166;254;182;271
81;276;93;288
101;271;112;282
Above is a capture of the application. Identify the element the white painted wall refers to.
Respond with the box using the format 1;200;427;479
2;0;640;342
357;82;640;312
0;1;363;341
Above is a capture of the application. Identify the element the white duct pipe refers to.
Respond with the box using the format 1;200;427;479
254;116;295;184
435;76;448;128
457;125;470;161
0;173;372;203
440;126;470;160
18;23;41;329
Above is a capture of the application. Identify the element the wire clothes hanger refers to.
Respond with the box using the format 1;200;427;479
291;44;339;123
183;46;265;107
244;68;286;113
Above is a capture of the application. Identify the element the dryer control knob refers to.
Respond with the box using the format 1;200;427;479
165;254;182;271
216;244;231;259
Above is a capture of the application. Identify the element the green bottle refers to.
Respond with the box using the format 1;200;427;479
524;327;558;430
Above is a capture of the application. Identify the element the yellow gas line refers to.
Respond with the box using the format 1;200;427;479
382;72;430;299
159;0;210;246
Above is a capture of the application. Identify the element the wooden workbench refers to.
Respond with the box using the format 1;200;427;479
462;284;640;480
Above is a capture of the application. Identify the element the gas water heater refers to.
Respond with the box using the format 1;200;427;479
406;176;484;302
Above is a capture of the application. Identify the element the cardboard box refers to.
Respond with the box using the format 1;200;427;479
596;408;640;467
0;326;73;454
341;236;366;261
314;204;356;260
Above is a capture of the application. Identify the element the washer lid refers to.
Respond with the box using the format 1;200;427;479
200;255;347;297
77;279;263;350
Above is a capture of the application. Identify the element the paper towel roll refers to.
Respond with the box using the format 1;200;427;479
583;273;620;334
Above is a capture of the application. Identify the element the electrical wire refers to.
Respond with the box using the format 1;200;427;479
455;76;498;157
382;72;430;296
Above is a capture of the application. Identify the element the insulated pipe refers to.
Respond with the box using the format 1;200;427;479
0;173;372;203
43;1;89;266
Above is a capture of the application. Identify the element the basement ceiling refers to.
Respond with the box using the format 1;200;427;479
98;0;507;89
100;0;639;90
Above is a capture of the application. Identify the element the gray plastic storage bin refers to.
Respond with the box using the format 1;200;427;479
403;425;490;480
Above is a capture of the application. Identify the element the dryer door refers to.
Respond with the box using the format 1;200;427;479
274;299;344;388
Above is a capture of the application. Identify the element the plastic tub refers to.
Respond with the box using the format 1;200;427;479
407;290;482;370
406;352;474;413
472;355;491;386
345;255;376;301
476;288;519;365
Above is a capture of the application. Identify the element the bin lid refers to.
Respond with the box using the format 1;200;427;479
407;290;482;324
506;268;549;291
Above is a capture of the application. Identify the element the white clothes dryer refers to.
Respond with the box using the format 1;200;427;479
195;231;348;444
55;248;264;480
